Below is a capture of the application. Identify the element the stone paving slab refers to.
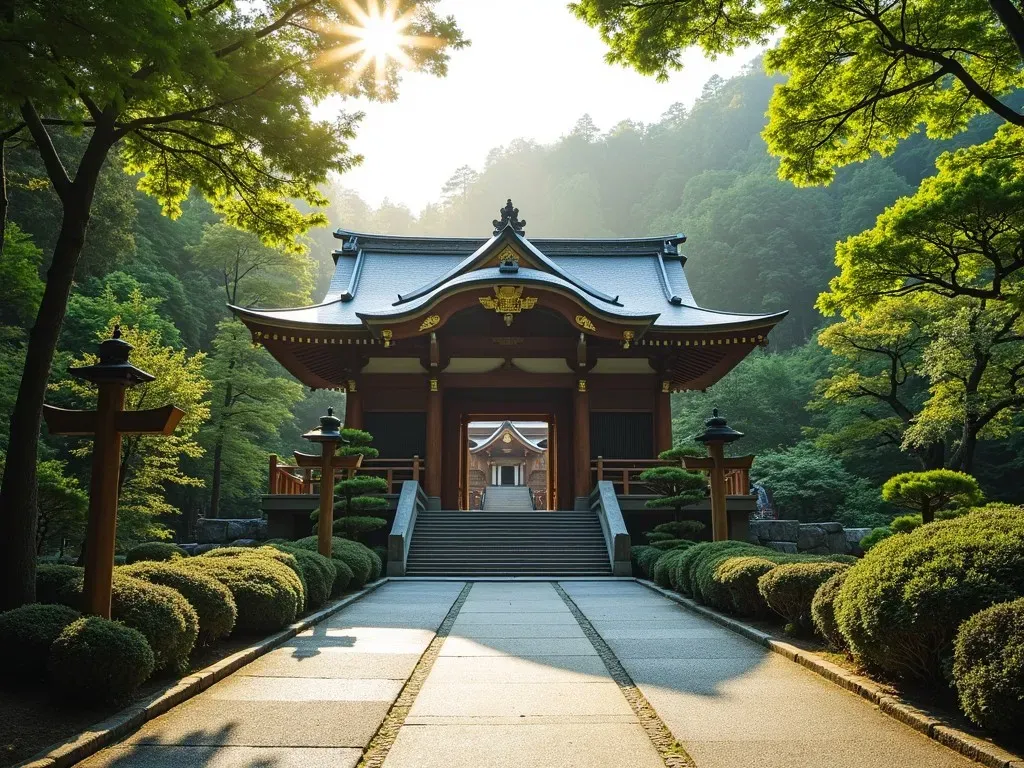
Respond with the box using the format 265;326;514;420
242;649;423;679
380;723;664;768
409;681;634;718
449;622;586;638
604;635;766;659
425;655;612;684
448;610;580;625
458;600;570;613
78;745;362;768
439;637;598;657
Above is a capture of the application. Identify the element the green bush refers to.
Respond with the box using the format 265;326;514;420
651;549;691;588
758;562;850;634
811;569;850;649
200;546;306;612
48;617;154;704
647;520;705;539
331;557;354;596
0;603;81;681
649;538;697;551
859;527;892;552
125;542;187;564
713;556;779;616
58;574;198;673
889;515;922;534
631;545;660;578
267;544;336;609
185;557;300;633
645;531;674;543
952;598;1024;734
35;563;83;604
121;562;236;644
835;507;1024;684
293;536;376;587
691;542;764;604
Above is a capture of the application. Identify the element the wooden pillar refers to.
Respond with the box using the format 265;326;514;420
426;377;442;498
82;384;127;619
345;379;363;429
573;378;590;500
317;449;335;557
655;380;673;456
708;441;728;541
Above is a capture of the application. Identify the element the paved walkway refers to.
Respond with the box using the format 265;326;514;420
80;580;978;768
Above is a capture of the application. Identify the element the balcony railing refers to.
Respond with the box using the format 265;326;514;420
591;456;751;497
268;455;424;496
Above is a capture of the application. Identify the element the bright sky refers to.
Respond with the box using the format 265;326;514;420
321;0;761;212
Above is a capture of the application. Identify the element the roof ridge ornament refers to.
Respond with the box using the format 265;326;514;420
492;198;526;236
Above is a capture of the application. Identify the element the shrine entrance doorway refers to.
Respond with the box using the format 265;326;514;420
466;419;550;510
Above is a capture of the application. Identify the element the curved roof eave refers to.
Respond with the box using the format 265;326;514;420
228;301;364;332
470;420;546;454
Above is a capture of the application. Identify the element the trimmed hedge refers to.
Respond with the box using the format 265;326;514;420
184;557;300;633
35;564;83;604
124;542;187;564
121;562;237;644
58;574;198;673
292;536;377;587
714;556;779;617
649;538;697;552
811;569;850;649
758;562;850;635
631;545;662;578
200;546;306;613
0;603;81;681
48;617;154;703
267;544;337;609
835;507;1024;684
651;549;690;588
952;598;1024;734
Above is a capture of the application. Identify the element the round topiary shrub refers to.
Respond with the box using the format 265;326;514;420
835;507;1024;684
631;545;658;578
0;603;81;681
692;543;764;605
48;617;154;704
125;541;187;564
860;527;892;552
713;556;779;617
330;557;354;596
185;557;301;633
200;546;306;612
58;574;198;673
121;562;237;644
952;598;1024;734
758;562;851;634
366;547;383;582
811;569;850;650
292;536;375;587
35;563;83;604
649;538;697;552
267;544;336;610
651;549;690;588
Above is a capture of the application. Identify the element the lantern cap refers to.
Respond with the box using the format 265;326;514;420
69;325;155;386
694;407;744;444
302;406;347;443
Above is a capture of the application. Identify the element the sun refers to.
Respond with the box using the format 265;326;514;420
326;0;435;86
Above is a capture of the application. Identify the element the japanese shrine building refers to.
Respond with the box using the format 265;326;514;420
233;200;786;512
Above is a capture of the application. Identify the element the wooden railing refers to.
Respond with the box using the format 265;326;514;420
267;455;424;496
591;457;751;497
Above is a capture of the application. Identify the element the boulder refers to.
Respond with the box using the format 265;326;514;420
797;524;827;551
820;522;843;533
825;531;850;555
844;527;873;555
226;518;267;541
227;538;260;548
196;519;230;545
750;519;799;544
193;543;219;555
766;541;798;554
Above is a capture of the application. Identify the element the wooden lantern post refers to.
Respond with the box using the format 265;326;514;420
683;408;752;542
296;408;358;557
43;327;184;618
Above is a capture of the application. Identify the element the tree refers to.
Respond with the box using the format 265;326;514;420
33;459;88;557
571;0;1024;184
881;470;984;524
55;323;211;547
309;430;387;541
636;466;707;514
0;0;466;607
440;165;479;206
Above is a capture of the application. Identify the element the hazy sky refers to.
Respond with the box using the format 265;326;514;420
322;0;762;212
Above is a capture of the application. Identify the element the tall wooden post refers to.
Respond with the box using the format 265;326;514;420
707;441;728;541
573;378;590;500
345;379;363;430
44;327;184;618
298;408;354;558
655;379;673;456
686;409;751;542
425;377;442;498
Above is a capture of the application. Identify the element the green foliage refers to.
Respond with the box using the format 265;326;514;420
293;536;378;588
199;546;306;613
811;570;851;650
323;469;389;543
184;557;300;633
882;470;984;523
120;561;236;645
338;429;380;459
125;542;187;564
952;598;1024;734
0;223;43;329
638;466;707;512
651;548;690;589
48;617;155;704
33;459;88;556
758;562;851;635
645;531;673;543
648;520;705;540
34;564;84;604
266;544;337;610
888;515;923;535
649;538;697;552
835;506;1024;684
859;527;892;552
712;556;779;617
658;445;704;461
631;545;662;579
0;603;81;681
58;573;199;673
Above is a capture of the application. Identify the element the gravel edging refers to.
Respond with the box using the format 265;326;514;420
16;578;390;768
636;579;1024;768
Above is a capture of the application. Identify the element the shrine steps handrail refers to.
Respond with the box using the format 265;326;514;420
590;481;632;576
387;480;427;577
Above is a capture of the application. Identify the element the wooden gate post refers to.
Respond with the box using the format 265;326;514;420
297;408;356;558
685;409;752;542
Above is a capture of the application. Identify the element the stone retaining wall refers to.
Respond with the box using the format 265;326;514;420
749;519;871;556
194;517;268;545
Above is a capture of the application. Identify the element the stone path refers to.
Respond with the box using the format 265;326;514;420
79;579;979;768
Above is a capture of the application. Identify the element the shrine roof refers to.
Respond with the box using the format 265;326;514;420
230;200;787;334
470;420;546;454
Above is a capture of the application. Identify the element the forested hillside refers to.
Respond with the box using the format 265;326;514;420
2;58;1019;548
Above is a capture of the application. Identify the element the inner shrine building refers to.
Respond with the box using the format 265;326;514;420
233;200;787;511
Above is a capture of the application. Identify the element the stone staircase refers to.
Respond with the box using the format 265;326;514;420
405;488;612;576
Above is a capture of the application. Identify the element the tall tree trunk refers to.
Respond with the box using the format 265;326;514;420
921;498;934;525
0;135;8;256
208;378;234;519
0;146;105;609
